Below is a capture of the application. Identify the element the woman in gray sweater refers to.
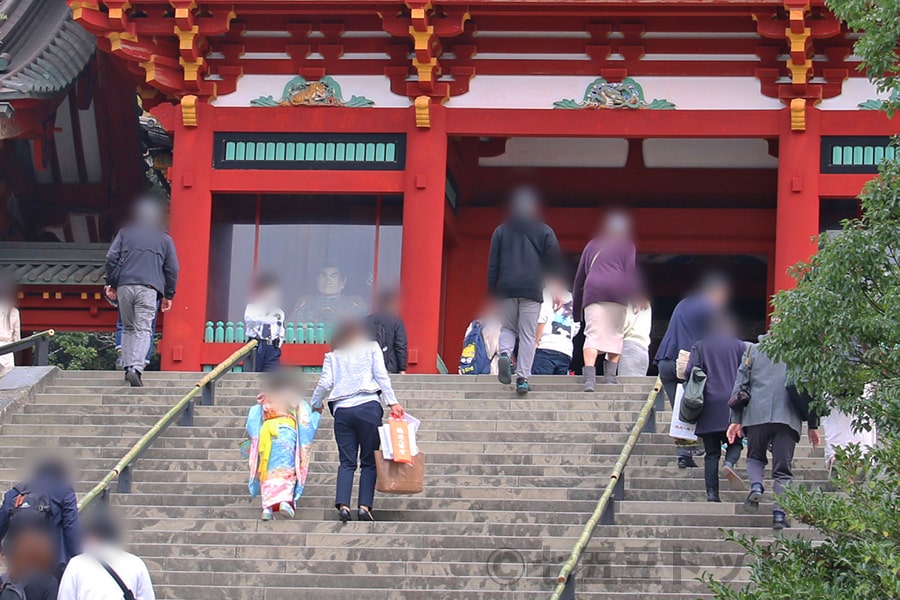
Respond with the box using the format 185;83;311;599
727;336;820;529
311;320;405;523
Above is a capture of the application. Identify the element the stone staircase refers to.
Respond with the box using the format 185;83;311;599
0;371;828;599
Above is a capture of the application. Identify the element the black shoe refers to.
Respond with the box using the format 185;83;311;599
125;368;143;388
497;353;512;385
743;483;764;514
677;456;698;469
515;377;531;396
358;508;375;522
706;491;721;503
338;507;352;523
772;511;790;530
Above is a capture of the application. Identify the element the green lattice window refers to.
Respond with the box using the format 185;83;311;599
821;136;894;174
214;133;405;171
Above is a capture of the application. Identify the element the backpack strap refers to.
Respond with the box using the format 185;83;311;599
95;558;136;600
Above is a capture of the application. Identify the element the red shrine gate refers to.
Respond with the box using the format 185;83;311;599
65;1;898;372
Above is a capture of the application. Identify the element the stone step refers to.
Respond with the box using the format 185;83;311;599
0;372;830;599
127;538;748;560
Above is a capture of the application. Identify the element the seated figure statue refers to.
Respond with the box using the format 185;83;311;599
290;265;367;325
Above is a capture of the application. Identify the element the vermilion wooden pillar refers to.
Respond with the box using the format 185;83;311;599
773;107;821;293
159;103;215;371
400;105;447;373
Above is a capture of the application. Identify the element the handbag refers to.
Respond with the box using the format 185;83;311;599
374;450;425;494
680;343;706;424
728;344;754;410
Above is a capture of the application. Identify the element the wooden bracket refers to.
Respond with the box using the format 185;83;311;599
181;95;199;127
414;95;431;128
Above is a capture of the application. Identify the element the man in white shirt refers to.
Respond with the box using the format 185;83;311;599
57;512;155;600
244;273;286;372
532;275;581;375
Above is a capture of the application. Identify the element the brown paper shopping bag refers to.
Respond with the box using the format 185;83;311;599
374;450;425;494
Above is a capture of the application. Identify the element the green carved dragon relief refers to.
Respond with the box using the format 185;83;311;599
554;77;676;110
250;76;375;108
858;89;899;110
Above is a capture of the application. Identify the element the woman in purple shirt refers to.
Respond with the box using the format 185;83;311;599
573;211;639;391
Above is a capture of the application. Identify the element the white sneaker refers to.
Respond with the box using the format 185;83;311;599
261;508;274;521
278;502;295;519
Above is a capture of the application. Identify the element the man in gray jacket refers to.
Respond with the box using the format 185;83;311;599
105;195;179;387
727;336;820;529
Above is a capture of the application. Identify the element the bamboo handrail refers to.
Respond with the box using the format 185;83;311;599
0;329;54;356
78;339;259;511
549;377;663;600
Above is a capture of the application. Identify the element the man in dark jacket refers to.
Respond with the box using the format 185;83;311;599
0;458;81;577
367;289;408;374
487;185;560;395
655;272;730;468
105;195;179;387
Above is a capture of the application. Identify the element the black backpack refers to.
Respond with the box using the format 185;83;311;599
6;486;53;533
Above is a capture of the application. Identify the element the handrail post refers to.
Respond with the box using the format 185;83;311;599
179;398;194;426
201;381;215;406
600;500;615;525
643;405;657;434
35;335;50;366
612;470;626;501
245;345;257;372
117;465;132;493
560;569;576;600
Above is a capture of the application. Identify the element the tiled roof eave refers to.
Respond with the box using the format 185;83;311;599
0;1;96;101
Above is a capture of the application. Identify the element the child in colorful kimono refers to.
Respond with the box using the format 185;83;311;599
245;371;321;521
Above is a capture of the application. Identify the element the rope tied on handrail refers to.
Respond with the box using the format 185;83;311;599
549;377;663;598
77;340;259;511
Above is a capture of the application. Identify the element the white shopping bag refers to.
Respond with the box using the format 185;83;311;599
668;384;698;441
379;425;394;460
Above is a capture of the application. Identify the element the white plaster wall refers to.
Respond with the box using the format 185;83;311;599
479;137;629;167
211;74;410;108
818;77;888;110
447;75;784;110
643;138;777;168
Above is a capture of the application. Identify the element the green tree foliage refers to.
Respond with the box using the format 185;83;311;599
827;0;900;113
49;332;118;371
707;2;900;597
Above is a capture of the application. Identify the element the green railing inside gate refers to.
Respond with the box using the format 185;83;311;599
549;378;663;600
78;340;259;511
204;321;334;345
